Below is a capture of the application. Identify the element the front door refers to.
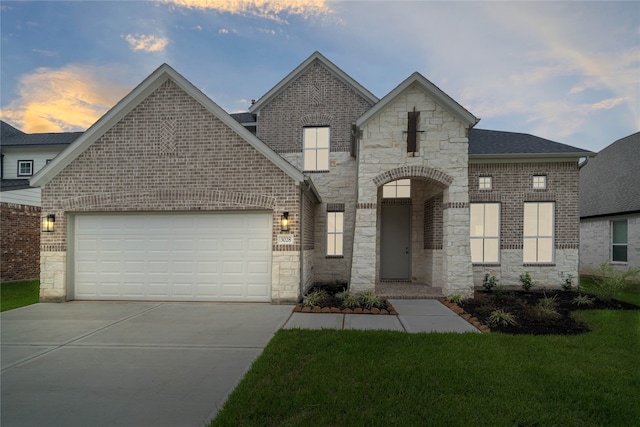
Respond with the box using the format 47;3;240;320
380;204;411;280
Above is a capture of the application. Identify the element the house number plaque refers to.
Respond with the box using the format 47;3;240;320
277;234;295;245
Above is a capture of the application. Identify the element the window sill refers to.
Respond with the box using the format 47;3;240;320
523;263;556;267
472;263;501;267
303;170;330;174
325;255;344;259
609;261;628;265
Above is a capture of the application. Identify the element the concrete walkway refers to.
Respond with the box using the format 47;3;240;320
283;299;480;333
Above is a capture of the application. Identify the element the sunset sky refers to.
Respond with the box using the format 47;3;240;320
1;0;638;152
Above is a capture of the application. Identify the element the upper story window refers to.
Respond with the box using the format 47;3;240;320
17;160;34;177
523;202;554;263
533;175;547;189
382;179;411;198
479;176;492;190
611;220;628;262
303;127;329;171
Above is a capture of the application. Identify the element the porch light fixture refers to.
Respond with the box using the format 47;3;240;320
281;212;290;232
42;214;55;232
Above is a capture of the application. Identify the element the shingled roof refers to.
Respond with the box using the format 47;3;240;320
0;120;82;147
580;132;640;218
469;129;594;158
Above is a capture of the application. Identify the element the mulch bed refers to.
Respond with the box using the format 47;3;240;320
448;290;639;335
293;300;398;315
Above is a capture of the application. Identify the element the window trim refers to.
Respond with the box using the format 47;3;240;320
611;219;628;263
303;126;330;172
17;160;34;177
470;202;501;264
326;210;344;257
523;202;555;263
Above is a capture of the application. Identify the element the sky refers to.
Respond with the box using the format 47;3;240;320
1;1;638;153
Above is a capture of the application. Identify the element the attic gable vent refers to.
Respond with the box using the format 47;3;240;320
405;107;423;154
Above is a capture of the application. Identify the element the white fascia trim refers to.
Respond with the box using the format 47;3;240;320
32;63;305;187
249;51;378;114
356;72;479;129
468;153;595;163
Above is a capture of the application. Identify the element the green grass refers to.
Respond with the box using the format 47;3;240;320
580;277;640;306
211;310;640;427
1;280;39;312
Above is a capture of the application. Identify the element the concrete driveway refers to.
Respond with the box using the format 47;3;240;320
1;302;292;427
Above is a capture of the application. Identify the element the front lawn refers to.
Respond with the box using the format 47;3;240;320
211;310;640;426
1;280;39;312
580;276;640;306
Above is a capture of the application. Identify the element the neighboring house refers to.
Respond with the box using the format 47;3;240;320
31;52;594;303
579;132;640;275
0;121;80;282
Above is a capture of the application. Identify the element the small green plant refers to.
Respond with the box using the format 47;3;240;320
572;293;595;307
447;294;465;305
488;309;518;327
533;293;561;321
560;273;574;292
336;290;360;309
303;289;329;307
589;263;640;302
482;273;499;291
359;290;386;310
491;284;506;302
520;272;534;291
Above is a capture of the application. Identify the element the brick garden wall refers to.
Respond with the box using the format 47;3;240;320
1;202;41;282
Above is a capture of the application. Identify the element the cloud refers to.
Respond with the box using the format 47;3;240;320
32;48;57;57
161;0;332;22
0;65;130;133
122;34;169;52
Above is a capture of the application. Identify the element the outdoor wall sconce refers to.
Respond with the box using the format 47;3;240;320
281;211;290;232
42;214;55;232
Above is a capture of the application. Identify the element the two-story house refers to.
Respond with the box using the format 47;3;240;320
31;52;594;302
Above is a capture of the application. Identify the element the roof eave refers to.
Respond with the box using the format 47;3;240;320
469;152;596;161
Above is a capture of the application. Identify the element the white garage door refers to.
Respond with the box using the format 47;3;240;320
73;212;272;302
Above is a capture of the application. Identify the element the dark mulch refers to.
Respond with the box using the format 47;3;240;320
459;290;639;335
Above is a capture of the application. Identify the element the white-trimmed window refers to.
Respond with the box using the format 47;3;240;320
478;176;492;190
327;211;344;256
382;179;411;198
611;220;628;262
17;160;34;176
533;175;547;189
303;127;329;171
470;203;500;263
523;202;554;263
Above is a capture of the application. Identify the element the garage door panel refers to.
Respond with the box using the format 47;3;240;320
74;213;272;301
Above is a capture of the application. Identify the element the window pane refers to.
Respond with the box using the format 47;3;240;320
470;239;483;263
484;204;500;237
612;220;628;244
335;212;343;233
397;185;411;198
327;212;335;232
382;185;395;198
538;203;554;236
484;239;499;263
470;204;484;237
316;128;329;148
316;149;329;170
397;179;411;186
327;234;336;255
334;234;343;256
304;150;316;170
523;203;538;236
537;238;553;262
523;238;537;262
304;128;317;148
612;245;628;262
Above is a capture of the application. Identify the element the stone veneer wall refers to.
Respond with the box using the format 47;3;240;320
580;214;640;275
40;79;302;302
257;60;374;284
1;202;41;282
469;161;581;288
351;83;473;295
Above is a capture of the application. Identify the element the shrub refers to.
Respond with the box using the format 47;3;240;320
336;290;360;309
560;273;574;292
447;294;465;305
488;309;518;327
482;273;499;291
533;294;561;321
303;289;329;307
520;272;534;291
589;263;640;302
572;294;595;307
359;290;386;310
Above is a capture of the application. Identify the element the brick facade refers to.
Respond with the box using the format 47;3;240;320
40;79;302;302
1;202;41;282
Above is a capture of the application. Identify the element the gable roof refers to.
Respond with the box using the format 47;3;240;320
0;120;81;148
248;51;379;113
31;64;314;196
356;72;479;129
469;129;595;159
580;132;640;218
